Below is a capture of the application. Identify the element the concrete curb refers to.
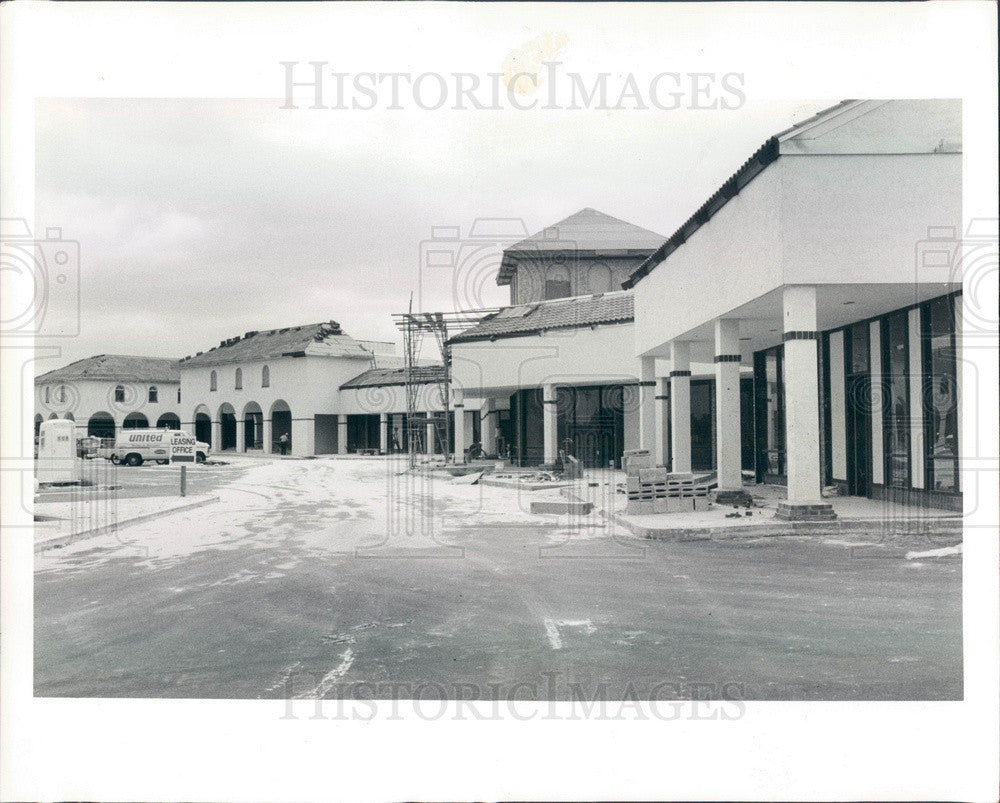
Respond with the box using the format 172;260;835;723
544;486;964;544
34;495;220;554
609;510;964;541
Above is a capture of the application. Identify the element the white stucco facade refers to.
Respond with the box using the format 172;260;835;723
629;99;963;516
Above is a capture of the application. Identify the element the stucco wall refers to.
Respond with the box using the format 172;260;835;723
335;382;447;416
35;378;182;433
511;255;650;305
633;151;961;356
451;322;643;397
633;164;783;356
180;355;373;422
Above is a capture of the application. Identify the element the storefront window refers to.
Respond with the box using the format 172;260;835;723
850;322;869;374
883;311;910;488
925;296;959;492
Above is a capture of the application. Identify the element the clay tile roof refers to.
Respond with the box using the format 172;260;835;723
447;291;634;345
179;321;375;367
35;354;181;383
340;364;445;390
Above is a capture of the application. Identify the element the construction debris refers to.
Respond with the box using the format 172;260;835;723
625;468;712;515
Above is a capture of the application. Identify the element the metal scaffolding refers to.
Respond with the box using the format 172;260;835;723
393;301;498;468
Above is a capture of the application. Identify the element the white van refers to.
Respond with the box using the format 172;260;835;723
103;429;210;466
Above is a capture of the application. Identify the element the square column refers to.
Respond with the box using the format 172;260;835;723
654;376;670;467
235;417;246;453
670;342;692;474
337;414;348;455
425;416;437;456
292;416;315;456
542;383;559;465
777;285;835;521
379;413;389;455
714;319;743;494
263;416;272;454
452;390;466;463
211;419;222;453
480;399;497;456
639;356;657;452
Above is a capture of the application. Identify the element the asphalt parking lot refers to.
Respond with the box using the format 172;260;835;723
34;457;253;504
34;458;963;702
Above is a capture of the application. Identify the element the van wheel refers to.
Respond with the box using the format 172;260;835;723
196;452;206;463
125;454;143;467
155;460;169;465
110;454;121;465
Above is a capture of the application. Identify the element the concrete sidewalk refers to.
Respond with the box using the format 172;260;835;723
557;475;963;541
34;494;219;553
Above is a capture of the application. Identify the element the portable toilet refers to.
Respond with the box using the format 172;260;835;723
37;419;78;484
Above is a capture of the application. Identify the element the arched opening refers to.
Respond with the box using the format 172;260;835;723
270;399;292;454
210;370;217;391
34;414;43;438
48;412;59;420
242;401;263;450
87;411;116;439
235;368;243;390
64;412;75;421
57;384;67;403
194;405;212;444
156;413;181;430
218;403;237;451
261;365;270;388
114;384;126;403
44;386;50;404
123;412;149;429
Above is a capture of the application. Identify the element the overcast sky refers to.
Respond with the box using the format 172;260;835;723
35;94;831;371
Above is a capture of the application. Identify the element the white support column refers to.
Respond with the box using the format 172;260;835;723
654;376;670;468
263;416;273;454
714;319;743;493
954;293;963;493
211;419;222;453
426;417;437;456
542;383;559;465
337;414;348;455
465;410;476;453
908;308;925;489
778;285;834;520
639;356;657;453
828;329;847;482
292;416;315;457
235;417;246;453
670;342;692;474
480;398;497;456
379;413;389;455
452;390;466;463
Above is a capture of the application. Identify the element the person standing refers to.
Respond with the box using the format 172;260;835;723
278;432;289;455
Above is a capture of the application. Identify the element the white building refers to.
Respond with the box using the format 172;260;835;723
626;99;963;517
34;354;182;439
449;208;730;468
178;321;410;456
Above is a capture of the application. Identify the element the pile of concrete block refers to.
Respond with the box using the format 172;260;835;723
623;449;654;475
624;466;712;516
